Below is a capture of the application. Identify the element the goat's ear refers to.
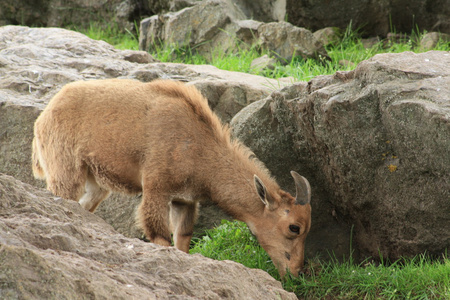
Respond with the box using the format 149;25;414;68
254;175;273;208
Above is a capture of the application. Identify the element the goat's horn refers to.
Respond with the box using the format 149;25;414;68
291;171;311;205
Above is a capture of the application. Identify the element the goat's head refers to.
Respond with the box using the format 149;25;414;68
248;171;312;278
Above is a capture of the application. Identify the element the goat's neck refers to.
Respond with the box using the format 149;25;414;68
202;146;276;222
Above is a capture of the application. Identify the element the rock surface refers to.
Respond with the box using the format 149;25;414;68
231;50;450;260
0;25;286;239
0;173;296;299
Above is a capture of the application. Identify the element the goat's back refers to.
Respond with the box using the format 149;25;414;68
34;79;227;193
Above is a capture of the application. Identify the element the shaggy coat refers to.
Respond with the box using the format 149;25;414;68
32;79;312;277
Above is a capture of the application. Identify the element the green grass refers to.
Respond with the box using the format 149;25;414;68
190;219;279;276
68;22;140;50
191;220;450;299
72;22;450;82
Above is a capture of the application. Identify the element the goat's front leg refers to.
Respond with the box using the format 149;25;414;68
170;199;199;253
136;189;172;247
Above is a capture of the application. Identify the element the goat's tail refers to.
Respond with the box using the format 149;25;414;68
32;136;45;179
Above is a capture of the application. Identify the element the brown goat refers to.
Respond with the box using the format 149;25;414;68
32;79;312;277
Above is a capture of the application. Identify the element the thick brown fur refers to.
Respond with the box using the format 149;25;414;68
32;79;312;277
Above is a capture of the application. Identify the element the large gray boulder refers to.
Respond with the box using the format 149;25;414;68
0;25;287;239
231;51;450;260
0;173;296;299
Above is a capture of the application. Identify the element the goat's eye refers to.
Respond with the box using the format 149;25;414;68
289;225;300;234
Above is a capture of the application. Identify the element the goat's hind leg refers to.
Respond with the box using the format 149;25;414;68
78;172;111;212
45;159;87;203
170;200;199;253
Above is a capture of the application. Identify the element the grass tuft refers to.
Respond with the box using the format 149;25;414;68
68;21;140;50
191;220;450;299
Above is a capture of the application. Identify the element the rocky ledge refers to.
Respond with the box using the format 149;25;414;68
0;174;295;299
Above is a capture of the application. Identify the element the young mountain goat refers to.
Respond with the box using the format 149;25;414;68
32;79;312;277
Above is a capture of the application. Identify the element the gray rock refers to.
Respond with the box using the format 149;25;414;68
0;173;296;300
121;49;160;64
313;27;342;47
361;37;381;49
232;50;450;261
169;0;203;12
420;32;450;50
235;19;263;45
257;21;328;62
250;54;278;72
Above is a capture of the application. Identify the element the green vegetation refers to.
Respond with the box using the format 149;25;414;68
191;220;450;299
73;22;450;81
68;22;140;50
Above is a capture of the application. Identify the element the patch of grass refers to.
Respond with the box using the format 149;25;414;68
72;21;450;82
190;220;279;276
191;220;450;299
68;22;139;50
